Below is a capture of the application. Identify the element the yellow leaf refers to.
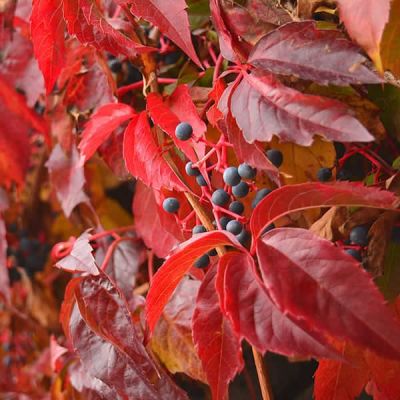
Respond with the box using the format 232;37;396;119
270;136;336;185
381;0;400;78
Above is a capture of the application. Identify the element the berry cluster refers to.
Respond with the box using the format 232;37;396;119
7;225;50;281
161;124;287;269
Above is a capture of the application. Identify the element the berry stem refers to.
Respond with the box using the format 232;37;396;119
99;237;139;271
117;78;177;96
252;348;274;400
90;226;136;242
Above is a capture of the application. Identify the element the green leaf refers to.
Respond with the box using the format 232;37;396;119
376;242;400;301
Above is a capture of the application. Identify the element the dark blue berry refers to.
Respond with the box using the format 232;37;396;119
238;163;256;180
192;225;207;234
196;175;207;186
334;142;346;159
252;188;271;208
194;254;210;268
266;149;283;168
185;162;200;176
20;237;32;253
317;167;332;182
232;182;249;198
163;197;180;213
108;58;122;73
208;248;218;256
226;220;243;235
349;225;369;247
175;122;193;141
223;167;241;186
212;189;230;206
237;230;251;248
229;201;244;215
345;248;362;262
219;216;232;230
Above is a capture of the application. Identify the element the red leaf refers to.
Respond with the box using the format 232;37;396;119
0;111;31;187
103;239;146;300
209;0;248;63
0;219;9;302
70;274;188;399
0;0;16;47
193;264;243;400
0;30;45;108
145;231;242;332
249;21;382;86
56;231;99;275
50;335;68;371
257;228;400;359
0;75;47;134
217;80;280;184
336;0;391;70
123;112;187;191
133;182;183;258
230;71;374;145
31;0;66;93
365;350;400;400
147;88;206;162
364;298;400;400
69;361;119;399
46;144;90;217
250;182;400;242
63;0;154;58
128;0;201;67
152;279;207;382
218;252;340;359
79;103;136;165
314;342;368;400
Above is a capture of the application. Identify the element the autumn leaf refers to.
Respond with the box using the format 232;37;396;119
70;274;188;399
103;239;146;300
31;0;66;93
249;21;381;85
147;86;206;162
133;181;183;258
269;136;336;185
152;279;207;383
145;231;243;332
56;231;98;275
123;112;187;191
46;144;90;217
79;103;136;165
128;0;202;67
250;181;400;242
336;0;391;71
63;0;154;58
257;228;400;360
218;251;340;359
193;264;243;400
209;0;249;63
314;341;368;400
380;0;400;78
230;71;374;145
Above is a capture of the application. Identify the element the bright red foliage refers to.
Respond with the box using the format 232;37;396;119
1;0;400;398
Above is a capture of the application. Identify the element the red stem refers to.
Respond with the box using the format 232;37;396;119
117;78;177;96
99;237;138;271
